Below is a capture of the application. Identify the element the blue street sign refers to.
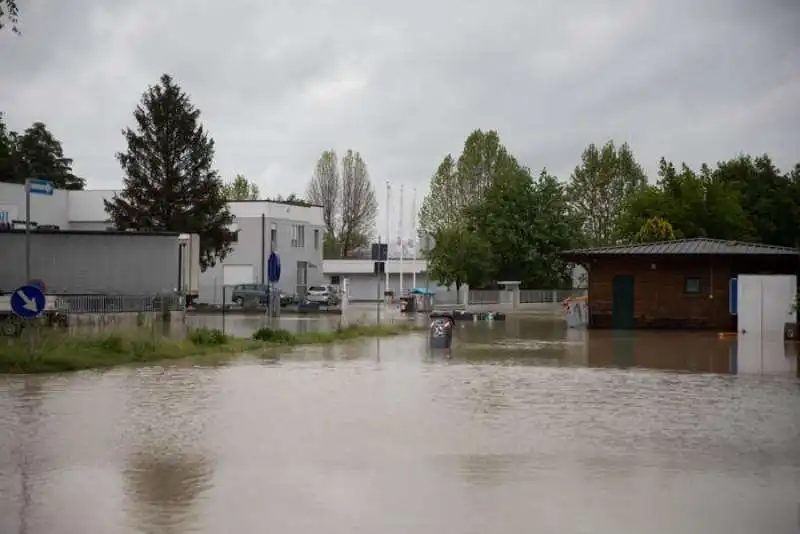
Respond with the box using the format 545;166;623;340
10;284;46;319
267;252;281;282
26;178;54;196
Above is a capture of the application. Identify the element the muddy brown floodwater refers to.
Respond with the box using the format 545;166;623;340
1;315;799;534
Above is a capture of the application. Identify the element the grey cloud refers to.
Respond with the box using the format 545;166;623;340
1;0;798;208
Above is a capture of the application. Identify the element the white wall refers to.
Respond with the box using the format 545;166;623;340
67;189;116;223
324;258;429;275
229;201;324;226
0;182;69;226
736;274;797;375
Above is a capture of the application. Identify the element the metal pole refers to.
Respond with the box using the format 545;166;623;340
221;286;226;335
385;181;391;298
377;270;381;325
411;187;417;289
25;180;31;282
398;184;404;296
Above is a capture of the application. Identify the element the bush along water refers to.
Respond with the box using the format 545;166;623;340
0;322;424;374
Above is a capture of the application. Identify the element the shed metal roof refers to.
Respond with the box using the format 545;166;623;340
562;238;798;257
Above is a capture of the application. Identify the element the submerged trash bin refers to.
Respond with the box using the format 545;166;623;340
429;311;455;348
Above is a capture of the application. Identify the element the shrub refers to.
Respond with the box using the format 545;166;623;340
252;327;295;343
188;328;228;346
96;334;127;354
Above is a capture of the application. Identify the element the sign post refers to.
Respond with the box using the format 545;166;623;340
11;285;46;319
372;238;388;325
267;252;281;318
10;284;47;348
24;178;54;282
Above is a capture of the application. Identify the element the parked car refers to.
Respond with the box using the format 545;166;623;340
305;285;339;306
279;291;297;307
231;284;269;306
231;285;297;307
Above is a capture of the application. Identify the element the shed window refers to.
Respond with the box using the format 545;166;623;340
684;277;702;294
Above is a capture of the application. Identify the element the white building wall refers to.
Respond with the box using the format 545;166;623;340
198;201;326;305
1;183;326;304
0;182;70;227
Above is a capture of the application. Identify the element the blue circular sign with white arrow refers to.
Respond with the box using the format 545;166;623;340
10;284;46;319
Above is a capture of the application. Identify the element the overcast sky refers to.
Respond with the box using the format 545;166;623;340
2;0;799;235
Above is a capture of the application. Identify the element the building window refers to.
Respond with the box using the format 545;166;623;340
685;277;702;294
330;275;341;285
291;224;305;248
314;229;320;250
296;261;308;296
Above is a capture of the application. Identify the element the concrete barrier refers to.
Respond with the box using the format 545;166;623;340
65;311;185;329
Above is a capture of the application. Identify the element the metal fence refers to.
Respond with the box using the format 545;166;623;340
519;289;587;303
53;293;185;314
468;288;587;305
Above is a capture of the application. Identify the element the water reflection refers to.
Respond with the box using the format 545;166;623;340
0;377;46;534
0;325;798;533
121;369;216;533
449;317;798;376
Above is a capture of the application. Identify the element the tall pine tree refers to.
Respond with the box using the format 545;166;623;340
104;74;234;270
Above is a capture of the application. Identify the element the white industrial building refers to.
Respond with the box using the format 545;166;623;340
0;182;326;302
322;258;459;303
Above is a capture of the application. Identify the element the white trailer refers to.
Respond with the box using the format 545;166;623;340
178;233;200;299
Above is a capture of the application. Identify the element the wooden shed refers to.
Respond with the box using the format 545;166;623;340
561;238;800;330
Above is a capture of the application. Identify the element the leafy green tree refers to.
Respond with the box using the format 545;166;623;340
271;193;311;205
566;140;647;245
0;117;85;189
713;154;798;246
0;0;19;34
15;122;85;190
418;155;458;237
635;216;676;243
104;74;234;270
0;112;20;183
222;174;260;200
427;225;494;291
620;158;751;241
469;168;583;288
419;130;519;237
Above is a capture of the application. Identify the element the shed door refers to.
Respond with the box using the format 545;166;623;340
612;275;635;329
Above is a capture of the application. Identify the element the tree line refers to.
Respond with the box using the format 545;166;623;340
0;116;86;190
0;72;379;270
419;130;800;290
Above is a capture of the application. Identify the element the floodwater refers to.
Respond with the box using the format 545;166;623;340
1;315;799;534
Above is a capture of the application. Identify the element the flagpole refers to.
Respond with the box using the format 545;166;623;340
398;184;404;297
411;187;417;289
385;180;391;299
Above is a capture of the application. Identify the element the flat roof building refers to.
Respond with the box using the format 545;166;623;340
0;182;326;302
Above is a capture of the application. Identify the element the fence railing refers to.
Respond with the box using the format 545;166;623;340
519;289;587;303
468;289;501;305
53;293;185;314
467;288;587;306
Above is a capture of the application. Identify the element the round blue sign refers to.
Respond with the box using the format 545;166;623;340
267;252;281;282
10;284;46;319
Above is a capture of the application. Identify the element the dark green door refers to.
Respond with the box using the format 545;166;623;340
612;275;635;329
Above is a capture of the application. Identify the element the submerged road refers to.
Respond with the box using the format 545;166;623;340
0;316;798;533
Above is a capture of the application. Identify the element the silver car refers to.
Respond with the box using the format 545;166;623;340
305;285;339;306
